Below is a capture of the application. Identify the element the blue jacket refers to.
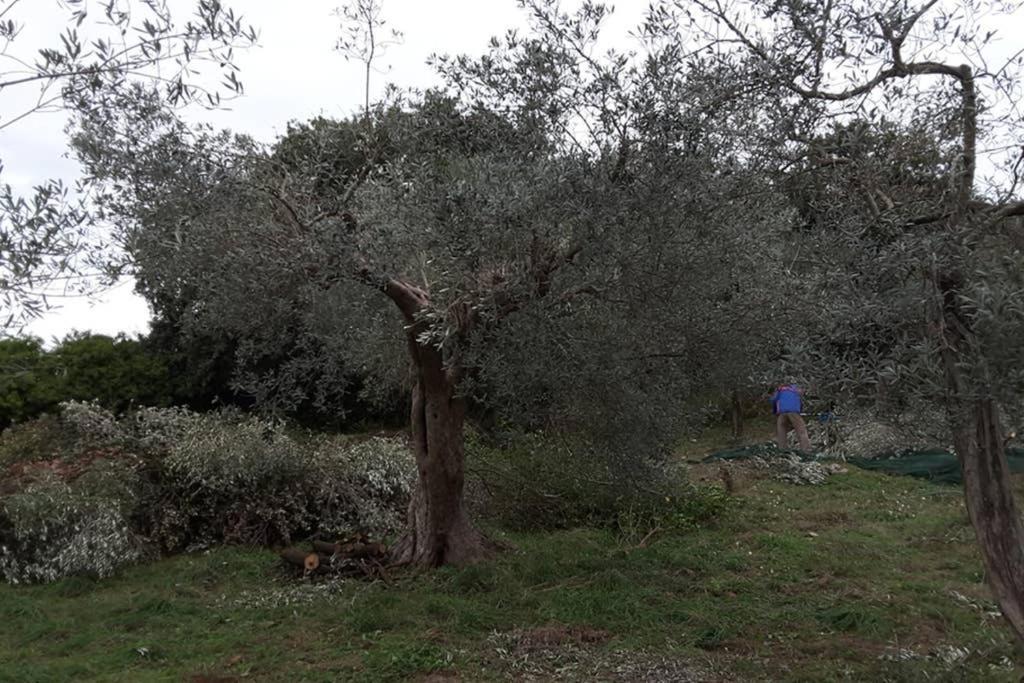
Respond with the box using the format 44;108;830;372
771;385;802;415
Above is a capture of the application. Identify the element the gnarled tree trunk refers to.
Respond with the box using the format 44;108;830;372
382;280;496;567
951;399;1024;640
390;339;496;567
938;271;1024;644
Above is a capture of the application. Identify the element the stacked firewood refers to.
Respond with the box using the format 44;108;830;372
279;534;389;579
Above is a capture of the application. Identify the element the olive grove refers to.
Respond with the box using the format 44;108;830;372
72;1;802;566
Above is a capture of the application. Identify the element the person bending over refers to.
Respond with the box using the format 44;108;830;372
771;382;811;451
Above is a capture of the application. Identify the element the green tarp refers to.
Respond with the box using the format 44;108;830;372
848;448;1024;486
701;443;814;463
702;443;1024;486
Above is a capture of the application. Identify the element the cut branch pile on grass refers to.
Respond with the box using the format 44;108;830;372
0;403;414;584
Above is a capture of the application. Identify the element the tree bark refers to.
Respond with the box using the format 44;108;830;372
389;339;497;567
937;270;1024;645
730;389;744;440
951;400;1024;641
376;278;496;568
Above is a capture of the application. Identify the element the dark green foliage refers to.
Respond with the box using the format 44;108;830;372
0;329;396;432
466;431;730;539
49;333;174;413
143;319;242;412
0;333;174;429
0;338;59;428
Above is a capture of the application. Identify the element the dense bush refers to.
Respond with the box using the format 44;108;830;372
0;403;414;583
0;334;175;429
0;463;146;584
147;416;413;551
465;431;730;541
0;331;405;431
0;413;79;471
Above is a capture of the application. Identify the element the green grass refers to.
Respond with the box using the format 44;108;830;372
1;469;1021;681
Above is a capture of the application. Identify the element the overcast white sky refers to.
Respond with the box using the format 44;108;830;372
2;0;1022;343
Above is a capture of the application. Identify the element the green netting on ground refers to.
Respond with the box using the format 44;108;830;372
848;448;1024;486
701;443;814;463
702;442;1024;486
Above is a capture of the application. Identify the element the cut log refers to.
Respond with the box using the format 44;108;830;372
312;540;341;556
341;542;387;559
313;539;387;559
280;547;320;572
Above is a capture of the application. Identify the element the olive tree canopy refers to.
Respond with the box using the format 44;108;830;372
74;1;802;566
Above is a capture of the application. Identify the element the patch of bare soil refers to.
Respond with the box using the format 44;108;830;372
0;447;140;493
514;625;612;650
416;672;461;682
485;628;719;681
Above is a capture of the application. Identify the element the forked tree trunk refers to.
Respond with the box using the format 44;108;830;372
389;337;497;567
951;400;1024;642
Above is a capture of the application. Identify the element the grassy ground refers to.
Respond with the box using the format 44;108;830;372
2;458;1021;682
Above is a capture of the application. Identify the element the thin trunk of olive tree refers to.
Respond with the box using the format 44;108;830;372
731;388;744;440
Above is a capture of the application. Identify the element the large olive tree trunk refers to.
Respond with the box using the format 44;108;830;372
939;272;1024;643
951;399;1024;638
390;339;495;566
382;279;495;567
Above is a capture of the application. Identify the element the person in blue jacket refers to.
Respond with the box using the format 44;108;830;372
771;382;811;451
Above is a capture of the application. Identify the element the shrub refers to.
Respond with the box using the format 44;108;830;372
0;403;415;582
144;416;414;551
146;413;312;550
0;413;79;471
465;431;730;540
0;465;146;584
0;333;176;429
60;399;127;448
310;436;415;539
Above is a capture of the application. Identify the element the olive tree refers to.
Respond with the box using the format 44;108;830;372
686;0;1024;643
74;1;799;567
0;0;255;329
